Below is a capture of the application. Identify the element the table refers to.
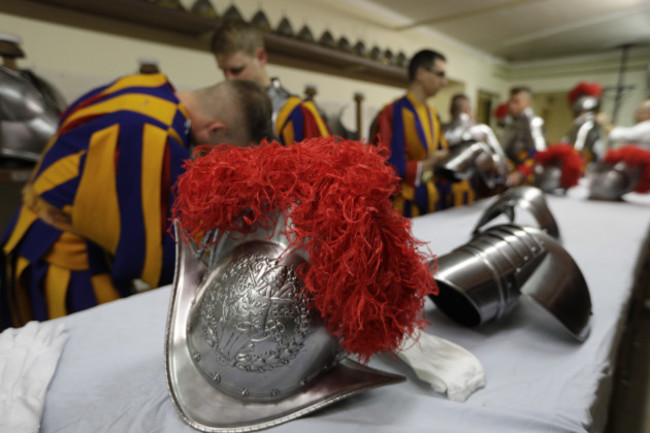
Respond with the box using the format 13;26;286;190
41;185;650;433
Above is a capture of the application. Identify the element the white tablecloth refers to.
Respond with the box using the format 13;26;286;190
41;185;650;433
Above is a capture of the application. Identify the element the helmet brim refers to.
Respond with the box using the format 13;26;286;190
164;221;406;432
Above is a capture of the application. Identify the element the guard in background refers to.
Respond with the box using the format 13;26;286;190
562;81;605;163
443;93;509;198
499;86;547;186
369;49;474;217
443;93;476;148
210;20;331;146
0;75;272;330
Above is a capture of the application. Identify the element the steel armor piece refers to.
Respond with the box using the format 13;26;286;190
472;186;560;240
165;216;405;433
587;161;641;201
432;224;592;342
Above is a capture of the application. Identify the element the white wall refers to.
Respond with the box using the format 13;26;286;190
0;0;508;118
1;0;646;134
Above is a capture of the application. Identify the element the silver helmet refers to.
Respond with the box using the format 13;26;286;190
472;186;560;240
166;216;405;432
432;224;592;342
586;161;641;201
532;162;563;193
165;137;438;432
571;95;600;116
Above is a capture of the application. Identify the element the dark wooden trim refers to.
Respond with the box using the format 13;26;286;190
15;0;407;88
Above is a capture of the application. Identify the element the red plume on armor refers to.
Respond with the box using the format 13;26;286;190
603;145;650;193
567;82;603;105
534;143;584;188
493;102;509;121
171;137;437;362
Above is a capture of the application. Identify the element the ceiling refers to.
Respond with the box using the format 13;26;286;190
337;0;650;62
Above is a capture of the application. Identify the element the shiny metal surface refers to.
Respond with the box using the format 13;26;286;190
443;113;473;147
472;186;560;240
0;66;59;162
571;96;599;117
563;111;603;159
432;224;591;341
187;247;340;402
436;141;491;181
532;163;563;193
266;78;291;131
500;107;547;165
443;116;509;188
586;161;641;201
519;227;592;342
166;219;405;432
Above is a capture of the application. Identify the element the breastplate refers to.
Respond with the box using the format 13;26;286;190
0;66;60;162
266;78;292;129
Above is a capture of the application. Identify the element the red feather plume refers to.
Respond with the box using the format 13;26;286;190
567;82;603;105
171;137;438;362
534;143;584;188
603;145;650;193
493;102;509;120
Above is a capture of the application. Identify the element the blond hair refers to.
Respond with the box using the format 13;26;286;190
210;21;264;56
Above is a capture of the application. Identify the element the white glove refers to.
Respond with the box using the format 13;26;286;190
397;332;485;402
0;321;69;433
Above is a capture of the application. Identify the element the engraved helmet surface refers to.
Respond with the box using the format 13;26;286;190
186;235;340;402
164;138;436;432
166;218;404;432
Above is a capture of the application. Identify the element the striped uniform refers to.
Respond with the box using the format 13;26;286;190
369;92;475;217
0;73;190;329
275;96;330;146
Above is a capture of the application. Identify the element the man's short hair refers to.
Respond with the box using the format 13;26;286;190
408;49;446;82
510;86;532;97
210;20;264;56
450;93;469;117
227;79;273;143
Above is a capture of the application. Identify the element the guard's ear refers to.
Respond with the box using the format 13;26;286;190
414;65;427;82
254;46;268;67
207;120;227;143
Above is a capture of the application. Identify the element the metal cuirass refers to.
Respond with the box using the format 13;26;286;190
0;66;62;163
266;77;292;130
500;108;546;164
563;111;603;159
439;115;509;187
443;113;475;148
